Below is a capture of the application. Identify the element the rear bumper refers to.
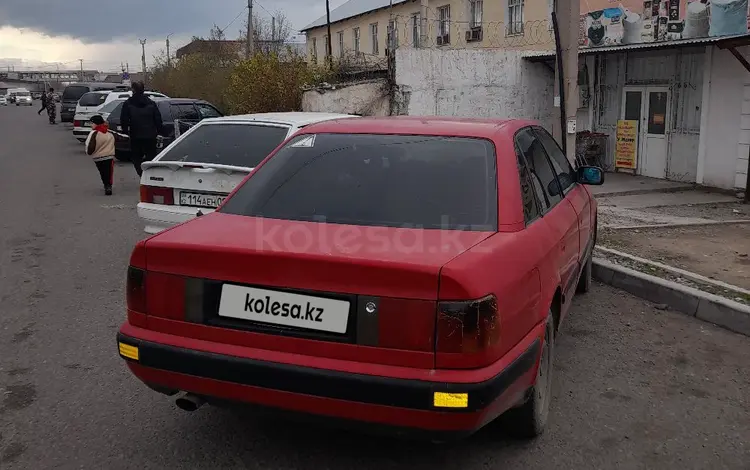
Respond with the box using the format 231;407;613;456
117;323;541;436
73;127;89;139
136;202;215;234
61;111;75;122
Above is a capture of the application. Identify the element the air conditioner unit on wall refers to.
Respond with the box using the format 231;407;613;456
436;34;450;46
465;28;483;42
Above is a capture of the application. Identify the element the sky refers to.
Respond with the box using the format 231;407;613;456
0;0;347;73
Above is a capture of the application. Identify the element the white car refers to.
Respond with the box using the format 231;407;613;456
72;91;111;141
0;96;6;106
101;90;168;108
73;98;126;141
73;90;168;142
137;112;358;234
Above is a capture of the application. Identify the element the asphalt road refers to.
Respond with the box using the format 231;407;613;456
1;104;749;469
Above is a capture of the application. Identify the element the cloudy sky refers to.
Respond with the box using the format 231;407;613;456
0;0;346;73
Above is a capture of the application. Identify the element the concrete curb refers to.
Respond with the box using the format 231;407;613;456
593;185;695;198
592;259;750;337
600;219;750;231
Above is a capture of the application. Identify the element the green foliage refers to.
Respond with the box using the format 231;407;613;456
225;49;332;115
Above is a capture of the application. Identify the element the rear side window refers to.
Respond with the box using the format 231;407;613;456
220;133;498;231
62;86;90;101
533;127;576;194
171;104;200;121
159;123;289;168
158;102;172;121
106;102;125;121
515;128;561;210
197;103;222;118
79;92;107;107
99;100;124;114
516;150;541;223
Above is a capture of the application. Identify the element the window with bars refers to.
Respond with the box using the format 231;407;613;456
411;13;420;47
324;35;331;56
353;27;360;54
438;5;451;41
338;31;344;57
470;0;483;28
311;37;317;64
508;0;524;35
370;23;379;54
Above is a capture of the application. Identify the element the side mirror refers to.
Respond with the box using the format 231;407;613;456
577;166;604;185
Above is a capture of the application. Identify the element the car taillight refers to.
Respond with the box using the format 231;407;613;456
126;266;147;313
140;185;174;205
74;120;81;127
435;294;500;369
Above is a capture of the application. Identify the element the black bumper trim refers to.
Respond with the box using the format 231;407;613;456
117;333;540;412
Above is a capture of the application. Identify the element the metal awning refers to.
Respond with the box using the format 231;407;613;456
522;33;750;62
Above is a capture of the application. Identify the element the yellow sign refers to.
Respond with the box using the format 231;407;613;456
615;120;638;169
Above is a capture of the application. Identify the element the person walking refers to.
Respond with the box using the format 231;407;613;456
85;115;116;195
37;89;47;115
45;87;57;124
120;81;163;177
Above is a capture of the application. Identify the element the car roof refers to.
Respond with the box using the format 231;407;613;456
298;116;536;139
201;112;357;126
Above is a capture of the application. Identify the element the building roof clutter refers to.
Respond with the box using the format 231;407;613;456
301;0;409;31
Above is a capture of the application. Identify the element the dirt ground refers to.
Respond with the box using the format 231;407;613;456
600;223;750;290
640;201;749;221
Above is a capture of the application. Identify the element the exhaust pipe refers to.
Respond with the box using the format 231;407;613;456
175;393;205;412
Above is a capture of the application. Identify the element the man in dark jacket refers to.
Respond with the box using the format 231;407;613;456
121;81;163;176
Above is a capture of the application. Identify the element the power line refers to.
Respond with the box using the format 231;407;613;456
253;0;273;17
221;5;248;34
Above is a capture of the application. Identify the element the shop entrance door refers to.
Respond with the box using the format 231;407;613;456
621;86;670;178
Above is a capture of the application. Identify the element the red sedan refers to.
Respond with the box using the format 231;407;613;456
118;117;604;440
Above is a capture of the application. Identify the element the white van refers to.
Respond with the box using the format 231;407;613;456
6;88;32;106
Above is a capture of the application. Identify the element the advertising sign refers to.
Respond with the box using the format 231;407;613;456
579;0;750;48
615;120;638;169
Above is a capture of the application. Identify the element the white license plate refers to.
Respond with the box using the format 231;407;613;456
218;284;350;334
179;191;226;208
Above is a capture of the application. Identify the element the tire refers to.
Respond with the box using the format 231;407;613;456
504;315;554;439
576;251;592;294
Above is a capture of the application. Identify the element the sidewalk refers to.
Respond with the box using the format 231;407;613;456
591;173;750;335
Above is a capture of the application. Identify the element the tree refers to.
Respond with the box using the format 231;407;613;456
238;11;293;54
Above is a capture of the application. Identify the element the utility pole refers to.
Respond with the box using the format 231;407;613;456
139;39;148;87
326;0;333;68
552;0;580;163
166;33;173;67
78;59;83;81
246;0;254;59
420;0;428;48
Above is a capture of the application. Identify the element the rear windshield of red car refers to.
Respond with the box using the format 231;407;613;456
219;133;498;231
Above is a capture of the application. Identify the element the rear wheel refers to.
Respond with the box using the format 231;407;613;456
505;314;554;439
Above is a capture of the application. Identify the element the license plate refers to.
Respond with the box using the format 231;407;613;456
218;284;350;334
179;192;226;208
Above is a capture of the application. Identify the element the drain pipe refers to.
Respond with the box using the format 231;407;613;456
552;11;567;155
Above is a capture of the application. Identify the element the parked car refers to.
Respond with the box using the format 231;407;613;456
101;90;168;108
31;91;43;100
117;117;604;440
0;95;6;106
137;112;358;234
72;98;126;141
60;82;121;122
71;91;112;141
107;98;224;161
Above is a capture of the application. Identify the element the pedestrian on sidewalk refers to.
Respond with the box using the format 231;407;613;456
45;87;57;124
120;81;163;177
85;115;116;195
37;89;47;115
